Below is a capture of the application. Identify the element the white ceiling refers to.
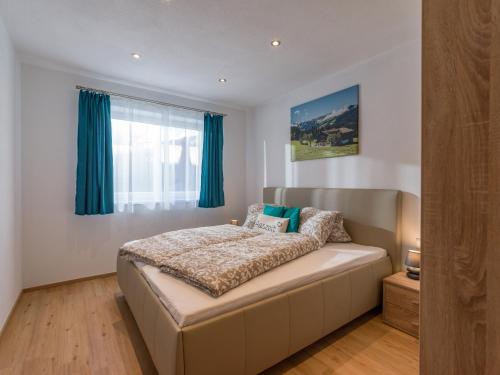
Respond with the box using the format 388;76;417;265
0;0;420;108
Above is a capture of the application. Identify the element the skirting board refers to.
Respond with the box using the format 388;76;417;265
23;272;117;293
0;291;22;339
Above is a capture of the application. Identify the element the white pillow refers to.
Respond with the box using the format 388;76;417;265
254;214;289;233
242;203;280;229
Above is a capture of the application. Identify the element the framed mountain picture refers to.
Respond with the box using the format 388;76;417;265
290;85;359;161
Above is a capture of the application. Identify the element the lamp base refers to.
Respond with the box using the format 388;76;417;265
406;270;420;280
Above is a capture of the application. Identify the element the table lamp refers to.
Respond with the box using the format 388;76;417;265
405;249;421;280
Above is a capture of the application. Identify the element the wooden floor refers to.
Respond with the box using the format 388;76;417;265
0;276;419;375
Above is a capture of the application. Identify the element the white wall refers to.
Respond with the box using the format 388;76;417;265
246;40;421;262
21;64;248;288
0;19;22;330
19;39;420;287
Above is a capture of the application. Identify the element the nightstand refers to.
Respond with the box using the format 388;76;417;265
383;271;420;337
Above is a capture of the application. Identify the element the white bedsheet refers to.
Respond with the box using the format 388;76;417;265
134;242;387;327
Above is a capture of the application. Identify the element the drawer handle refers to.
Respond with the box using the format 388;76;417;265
411;300;419;306
411;321;419;327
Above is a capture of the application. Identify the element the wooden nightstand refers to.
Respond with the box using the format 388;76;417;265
383;271;420;337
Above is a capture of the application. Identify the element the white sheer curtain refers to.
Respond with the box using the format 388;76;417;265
110;97;204;212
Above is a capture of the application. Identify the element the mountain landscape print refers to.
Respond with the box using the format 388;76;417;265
290;85;359;161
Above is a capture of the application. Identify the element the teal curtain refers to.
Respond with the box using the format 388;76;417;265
75;90;114;215
198;113;225;208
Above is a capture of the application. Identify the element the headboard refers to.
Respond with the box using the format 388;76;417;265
263;187;402;272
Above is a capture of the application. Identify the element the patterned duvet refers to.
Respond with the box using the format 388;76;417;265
119;224;319;297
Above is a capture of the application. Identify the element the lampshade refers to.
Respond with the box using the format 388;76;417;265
405;249;421;268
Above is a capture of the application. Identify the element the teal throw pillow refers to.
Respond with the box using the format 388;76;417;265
283;207;301;232
263;205;286;218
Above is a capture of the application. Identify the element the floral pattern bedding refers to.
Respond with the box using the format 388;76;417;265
119;224;259;267
119;224;319;297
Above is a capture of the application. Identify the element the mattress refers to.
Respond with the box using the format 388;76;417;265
134;242;387;327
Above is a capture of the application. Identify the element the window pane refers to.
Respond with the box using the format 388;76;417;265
111;98;204;212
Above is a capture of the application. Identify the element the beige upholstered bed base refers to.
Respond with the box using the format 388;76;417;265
117;187;401;375
118;255;392;375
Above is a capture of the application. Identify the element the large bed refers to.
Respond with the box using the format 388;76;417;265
117;187;402;375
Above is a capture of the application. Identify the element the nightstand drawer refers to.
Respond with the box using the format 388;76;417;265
384;283;419;313
383;302;419;337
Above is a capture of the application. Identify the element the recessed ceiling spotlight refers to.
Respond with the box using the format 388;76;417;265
271;40;281;47
218;78;227;83
131;53;141;60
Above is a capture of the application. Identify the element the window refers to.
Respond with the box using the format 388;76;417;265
111;97;204;211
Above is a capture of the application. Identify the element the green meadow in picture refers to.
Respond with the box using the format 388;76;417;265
290;85;359;161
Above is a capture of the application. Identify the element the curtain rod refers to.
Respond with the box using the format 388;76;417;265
75;85;227;117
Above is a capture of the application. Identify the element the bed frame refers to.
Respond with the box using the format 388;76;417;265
117;187;401;375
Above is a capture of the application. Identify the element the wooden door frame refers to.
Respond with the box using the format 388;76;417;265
421;0;499;373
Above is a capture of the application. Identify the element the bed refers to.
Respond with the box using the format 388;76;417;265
116;187;402;375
